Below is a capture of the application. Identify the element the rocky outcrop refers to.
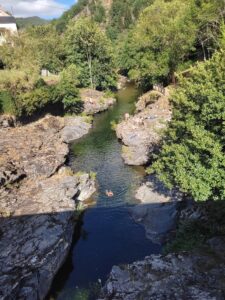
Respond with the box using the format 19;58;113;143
81;88;116;115
116;89;171;165
0;115;96;299
117;75;128;90
129;175;182;244
0;114;17;128
100;237;225;300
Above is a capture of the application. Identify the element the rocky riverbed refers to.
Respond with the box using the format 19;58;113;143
116;89;171;165
0;115;96;299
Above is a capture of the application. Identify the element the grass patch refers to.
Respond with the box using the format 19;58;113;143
0;91;15;115
110;120;117;131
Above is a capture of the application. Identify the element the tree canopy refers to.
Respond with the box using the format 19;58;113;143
150;50;225;201
64;17;117;90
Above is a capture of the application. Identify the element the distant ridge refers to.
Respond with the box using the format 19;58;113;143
16;16;49;29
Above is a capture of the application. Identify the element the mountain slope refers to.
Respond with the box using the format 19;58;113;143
54;0;153;38
16;17;49;29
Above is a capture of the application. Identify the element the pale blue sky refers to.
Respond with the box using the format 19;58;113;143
0;0;77;19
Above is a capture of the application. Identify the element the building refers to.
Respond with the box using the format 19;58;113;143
0;7;17;45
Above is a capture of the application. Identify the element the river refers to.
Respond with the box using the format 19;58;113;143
48;83;162;300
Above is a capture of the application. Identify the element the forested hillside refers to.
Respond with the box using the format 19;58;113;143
53;0;153;38
16;17;49;29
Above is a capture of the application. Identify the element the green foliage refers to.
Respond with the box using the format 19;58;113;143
58;65;82;113
107;0;153;40
118;0;197;87
164;201;225;253
0;92;15;115
150;50;225;201
64;17;117;90
194;0;225;59
110;120;118;131
0;24;64;73
53;0;89;32
89;0;106;23
0;66;82;116
16;85;54;116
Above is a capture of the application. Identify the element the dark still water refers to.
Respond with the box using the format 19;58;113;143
48;83;161;300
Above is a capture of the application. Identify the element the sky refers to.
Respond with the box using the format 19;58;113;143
0;0;76;19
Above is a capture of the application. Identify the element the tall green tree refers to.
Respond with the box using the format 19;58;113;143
194;0;225;60
119;0;197;87
151;50;225;201
64;17;117;90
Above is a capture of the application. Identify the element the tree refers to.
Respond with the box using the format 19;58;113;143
150;50;225;201
194;0;225;60
64;17;117;90
58;64;82;113
0;24;64;73
0;69;39;115
118;0;197;88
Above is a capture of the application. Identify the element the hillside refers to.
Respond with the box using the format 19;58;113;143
16;16;49;29
54;0;152;38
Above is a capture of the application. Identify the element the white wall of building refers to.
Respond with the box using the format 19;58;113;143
0;23;17;33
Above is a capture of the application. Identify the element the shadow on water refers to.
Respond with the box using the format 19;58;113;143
48;83;162;300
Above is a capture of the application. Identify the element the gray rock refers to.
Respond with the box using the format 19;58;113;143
61;116;92;143
117;75;128;90
0;114;17;128
0;115;96;299
130;203;178;243
116;89;171;165
131;175;181;243
100;237;225;300
80;88;116;115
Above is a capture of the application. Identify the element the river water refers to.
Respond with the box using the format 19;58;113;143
48;83;161;300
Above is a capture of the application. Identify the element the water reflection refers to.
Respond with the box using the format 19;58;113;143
48;84;162;300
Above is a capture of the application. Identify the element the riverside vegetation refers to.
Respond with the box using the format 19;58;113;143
0;0;225;298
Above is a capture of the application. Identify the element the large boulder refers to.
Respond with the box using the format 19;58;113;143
0;115;96;299
100;237;225;300
116;89;171;165
80;88;116;115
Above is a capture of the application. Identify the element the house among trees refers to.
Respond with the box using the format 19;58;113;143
0;7;17;45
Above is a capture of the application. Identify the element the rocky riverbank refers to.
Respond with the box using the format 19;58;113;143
81;89;116;115
129;175;182;244
0;115;96;299
100;236;225;300
116;89;171;165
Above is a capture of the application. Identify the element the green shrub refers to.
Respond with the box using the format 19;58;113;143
0;91;15;115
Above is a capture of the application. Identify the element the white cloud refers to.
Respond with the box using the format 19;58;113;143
0;0;68;18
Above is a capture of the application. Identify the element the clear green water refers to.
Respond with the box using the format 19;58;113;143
48;83;161;300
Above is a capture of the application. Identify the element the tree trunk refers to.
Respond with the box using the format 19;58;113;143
201;42;206;61
88;53;94;89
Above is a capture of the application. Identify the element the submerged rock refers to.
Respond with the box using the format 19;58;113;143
130;175;181;243
100;237;225;300
81;88;116;115
0;115;96;299
116;89;171;165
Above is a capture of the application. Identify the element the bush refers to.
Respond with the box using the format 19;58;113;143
16;86;53;116
151;50;225;201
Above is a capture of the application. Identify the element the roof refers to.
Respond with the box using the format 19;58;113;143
0;7;10;17
0;16;16;24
